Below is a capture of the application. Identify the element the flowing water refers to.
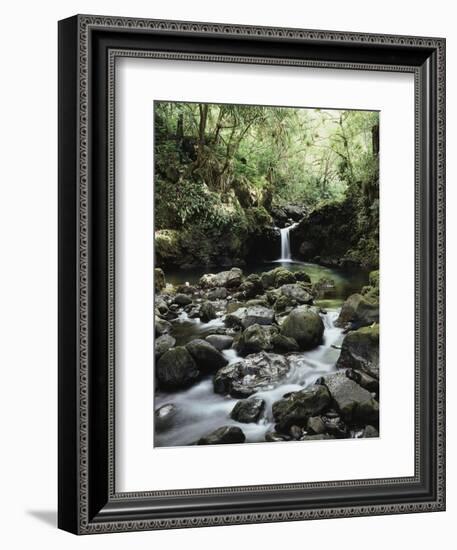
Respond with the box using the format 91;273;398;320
279;222;298;262
154;309;344;447
155;239;369;446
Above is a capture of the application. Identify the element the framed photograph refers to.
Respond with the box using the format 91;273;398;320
58;14;446;534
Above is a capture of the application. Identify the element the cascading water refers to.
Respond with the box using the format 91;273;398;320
279;223;298;261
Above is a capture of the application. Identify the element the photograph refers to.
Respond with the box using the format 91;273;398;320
153;100;380;447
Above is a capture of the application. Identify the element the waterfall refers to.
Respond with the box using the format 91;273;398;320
279;223;298;261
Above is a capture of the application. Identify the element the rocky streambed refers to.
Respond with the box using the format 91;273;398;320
154;264;380;447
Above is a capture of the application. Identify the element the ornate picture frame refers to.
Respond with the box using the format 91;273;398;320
58;14;445;534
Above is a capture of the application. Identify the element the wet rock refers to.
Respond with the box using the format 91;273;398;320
279;283;313;305
199;267;243;289
260;267;296;289
289;425;304;440
205;334;234;351
155;334;176;358
186;339;228;373
323;371;378;424
175;283;196;295
273;294;296;314
200;301;217;322
197;426;245;445
272;384;331;433
346;368;379;394
238;274;263;299
323;416;349;438
336;325;379;379
265;431;291;442
235;324;277;355
174;293;192;306
207;287;228;300
155;316;172;336
154;267;166;292
225;305;275;329
226;301;244;314
156;346;200;389
294;269;311;284
307;416;326;435
214;351;290;398
154;403;178;432
271;333;300;353
335;293;379;329
230;398;265;423
280;307;324;350
155;297;169;315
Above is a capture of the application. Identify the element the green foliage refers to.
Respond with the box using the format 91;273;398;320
154;101;379;268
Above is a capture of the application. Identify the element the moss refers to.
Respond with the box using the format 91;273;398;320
155;230;182;267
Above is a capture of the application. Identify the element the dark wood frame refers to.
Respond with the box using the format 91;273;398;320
58;14;446;534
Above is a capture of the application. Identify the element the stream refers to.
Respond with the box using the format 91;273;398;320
155;257;368;447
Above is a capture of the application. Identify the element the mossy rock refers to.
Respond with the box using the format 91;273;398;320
155;229;182;266
336;324;379;379
280;307;324;350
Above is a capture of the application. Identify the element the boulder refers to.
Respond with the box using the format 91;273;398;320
207;287;228;300
230;398;265;423
294;269;311;284
214;351;290;398
300;434;335;441
323;371;378;424
260;267;296;289
156;346;200;389
225;305;275;329
272;384;331;433
173;293;192;306
279;283;313;305
186;339;228;373
336;325;379;379
313;277;336;299
235;324;277;356
280;307;324;350
335;293;379;328
205;334;234;351
265;431;291;442
200;301;217;322
197;426;245;445
238;273;263;299
199;267;243;289
154;268;166;292
307;416;326;435
155;334;176;358
154;403;178;432
346;368;379;394
271;333;300;353
155;296;169;315
155;316;172;336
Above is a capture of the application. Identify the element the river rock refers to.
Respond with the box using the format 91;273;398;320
230;398;265;423
271;333;300;352
154;268;166;292
225;305;275;329
335;293;379;329
336;325;379;379
238;273;263;299
155;316;172;336
235;324;277;356
272;384;331;433
313;277;336;299
186;339;228;373
207;287;228;300
155;296;169;315
156;346;200;389
307;416;326;435
205;334;234;351
155;334;176;358
260;267;296;289
280;307;324;350
346;368;379;394
154;403;178;432
173;293;192;306
213;351;290;398
300;434;335;441
294;269;311;284
323;371;378;423
279;283;313;304
199;301;217;322
265;431;291;442
199;267;243;289
197;426;245;445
